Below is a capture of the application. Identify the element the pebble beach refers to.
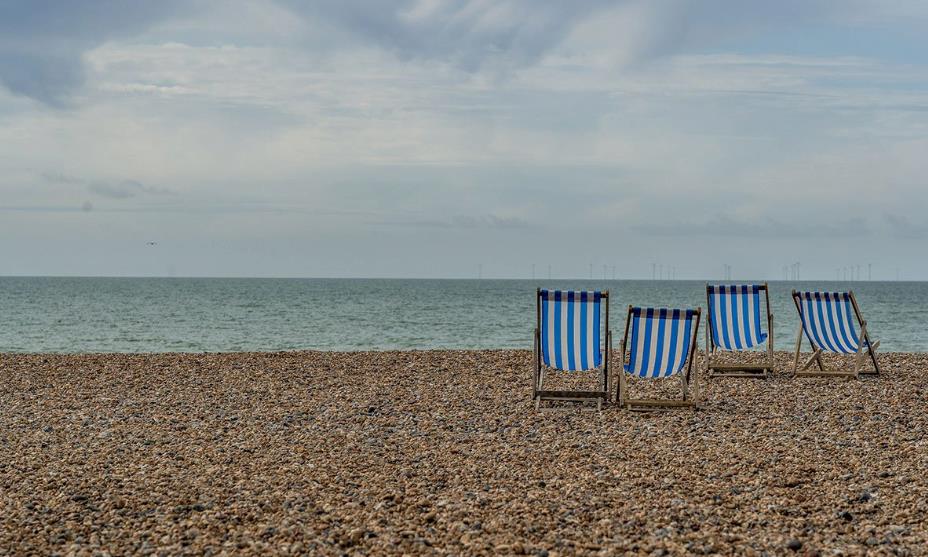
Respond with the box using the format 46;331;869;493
1;350;926;556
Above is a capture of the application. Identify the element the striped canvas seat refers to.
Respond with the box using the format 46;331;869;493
707;285;768;350
624;308;697;378
795;292;863;354
539;289;603;371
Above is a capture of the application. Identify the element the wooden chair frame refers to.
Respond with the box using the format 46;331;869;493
617;305;701;411
705;283;775;379
533;289;611;410
791;290;881;379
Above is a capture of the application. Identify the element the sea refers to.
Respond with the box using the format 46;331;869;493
0;277;925;353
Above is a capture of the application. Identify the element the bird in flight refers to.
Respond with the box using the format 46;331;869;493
146;242;157;246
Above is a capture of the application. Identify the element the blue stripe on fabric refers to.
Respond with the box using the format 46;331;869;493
844;296;860;347
814;293;839;353
730;287;744;350
625;309;641;372
652;309;667;378
809;295;826;348
709;286;722;346
541;294;550;366
679;310;693;376
829;293;850;353
593;294;602;367
553;291;563;370
718;287;731;350
709;285;770;350
834;294;853;352
640;308;654;377
839;295;857;353
752;286;763;345
825;293;847;353
540;290;610;371
579;291;588;371
708;286;722;347
739;285;751;348
823;293;843;353
566;291;576;371
803;295;822;350
667;309;680;376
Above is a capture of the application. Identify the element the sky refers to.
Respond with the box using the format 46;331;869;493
1;0;928;280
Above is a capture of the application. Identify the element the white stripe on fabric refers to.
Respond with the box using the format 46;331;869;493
818;295;836;352
538;296;551;365
723;289;736;350
829;295;853;353
709;285;768;351
626;310;694;378
808;295;827;351
821;294;843;353
734;289;747;349
796;291;863;354
844;297;861;350
586;296;595;369
546;297;555;367
807;295;826;351
634;314;647;376
674;313;689;375
799;296;815;349
572;296;581;371
746;288;759;346
834;295;857;353
559;291;570;370
540;291;605;371
824;294;845;353
659;315;673;378
839;295;856;352
714;289;727;349
647;313;658;378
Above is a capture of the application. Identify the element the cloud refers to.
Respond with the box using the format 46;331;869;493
281;0;615;74
87;180;173;199
374;214;530;229
41;172;173;199
884;214;928;239
636;215;869;238
0;0;188;105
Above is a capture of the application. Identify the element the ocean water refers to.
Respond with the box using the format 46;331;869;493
0;277;925;353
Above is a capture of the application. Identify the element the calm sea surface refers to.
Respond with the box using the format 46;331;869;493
0;278;925;353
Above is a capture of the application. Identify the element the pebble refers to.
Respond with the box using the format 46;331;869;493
0;350;926;554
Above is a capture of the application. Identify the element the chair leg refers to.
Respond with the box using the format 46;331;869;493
854;324;871;378
801;349;823;371
869;345;881;375
792;324;803;376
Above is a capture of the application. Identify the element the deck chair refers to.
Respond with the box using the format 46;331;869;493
533;289;611;410
705;284;774;379
618;306;701;411
791;290;881;378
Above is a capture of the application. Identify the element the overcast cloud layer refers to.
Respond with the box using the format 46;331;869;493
2;0;927;279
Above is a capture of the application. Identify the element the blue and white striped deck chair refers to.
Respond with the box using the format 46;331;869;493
791;290;881;378
618;306;702;410
706;284;775;379
533;289;611;410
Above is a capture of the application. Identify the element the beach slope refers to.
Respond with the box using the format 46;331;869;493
1;351;926;555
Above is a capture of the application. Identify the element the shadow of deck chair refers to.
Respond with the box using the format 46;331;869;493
791;290;881;379
533;289;611;410
618;306;702;411
705;284;774;379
